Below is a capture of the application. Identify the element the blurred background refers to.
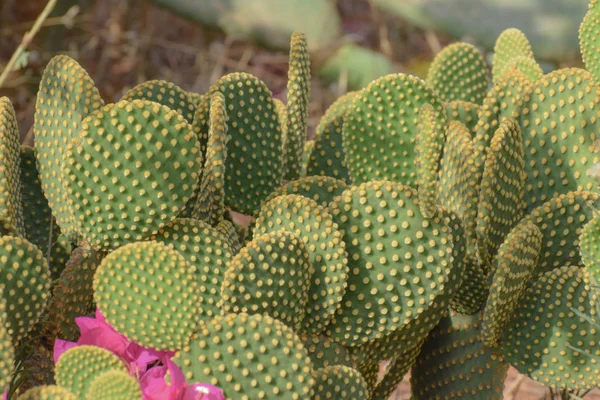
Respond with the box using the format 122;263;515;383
0;1;597;398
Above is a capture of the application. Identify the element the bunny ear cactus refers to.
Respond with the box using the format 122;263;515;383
492;28;536;82
86;370;142;400
17;385;77;400
579;213;600;281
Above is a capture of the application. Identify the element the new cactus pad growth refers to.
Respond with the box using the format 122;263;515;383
2;6;600;399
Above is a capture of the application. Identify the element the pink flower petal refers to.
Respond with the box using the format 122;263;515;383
139;365;178;400
53;339;77;364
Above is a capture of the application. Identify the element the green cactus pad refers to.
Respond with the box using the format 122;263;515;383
201;72;283;214
519;68;600;211
282;31;311;181
524;191;598;276
506;56;544;83
253;194;348;335
492;28;535;82
311;365;369;400
300;140;314;177
43;246;102;341
411;311;508;400
215;219;243;254
64;99;202;249
298;333;354;370
426;42;490;104
34;55;104;238
274;97;287;160
194;92;229;226
579;214;600;281
47;234;71;280
17;386;77;400
55;345;129;399
370;342;423;400
343;73;446;186
416;104;443;218
121;79;196;123
221;230;313;330
306;91;356;183
476;118;526;272
87;370;142;400
150;218;232;325
0;235;50;345
480;219;542;347
502;265;600;390
173;313;315;400
580;5;600;84
445;100;480;135
0;297;14;392
325;181;456;347
261;176;347;211
0;97;24;236
93;240;200;350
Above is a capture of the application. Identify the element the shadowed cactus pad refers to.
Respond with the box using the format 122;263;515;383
34;55;104;238
261;175;347;211
299;333;354;370
221;230;313;330
253;194;348;334
502;265;600;390
65;99;201;249
342;73;446;186
87;370;142;400
17;386;78;400
173;313;315;400
93;240;200;350
121;79;196;123
370;341;423;399
0;297;14;392
311;365;368;400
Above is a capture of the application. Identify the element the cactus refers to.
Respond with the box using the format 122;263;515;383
86;370;142;400
17;385;77;400
492;28;536;82
311;365;369;400
579;213;600;281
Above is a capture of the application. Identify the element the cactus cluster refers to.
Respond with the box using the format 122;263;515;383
1;2;600;399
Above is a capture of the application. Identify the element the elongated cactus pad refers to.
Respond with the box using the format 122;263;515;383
299;333;354;370
370;341;423;400
343;73;446;186
65;99;201;249
502;265;600;390
151;218;232;326
215;218;242;254
445;100;480;135
326;181;456;347
261;176;347;211
173;313;315;400
411;311;508;400
34;55;104;238
121;79;196;123
282;31;311;181
492;28;535;82
253;194;348;335
426;42;490;104
93;240;200;350
0;297;14;392
311;365;368;400
579;214;600;281
580;4;600;84
55;345;128;399
300;140;313;176
17;385;77;400
221;230;313;330
87;370;142;400
480;219;542;347
47;233;71;280
415;103;443;218
0;97;24;236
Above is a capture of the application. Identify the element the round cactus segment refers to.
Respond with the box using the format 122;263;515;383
194;92;229;226
0;97;24;236
342;73;446;186
426;42;490;104
253;194;348;334
87;370;142;400
93;240;200;351
306;91;356;183
0;235;51;345
33;55;104;238
492;28;535;82
415;104;443;218
580;214;600;281
150;218;232;325
0;298;14;392
580;7;600;85
65;99;202;249
121;79;197;123
370;342;423;400
445;100;480;135
17;385;78;400
55;345;129;399
476;118;526;272
311;365;369;400
502;265;600;390
480;219;542;347
411;311;508;400
520;69;600;211
200;72;283;214
506;56;544;83
298;333;354;370
523;191;598;276
282;31;311;181
221;230;313;330
261;176;347;211
325;181;456;347
173;313;315;400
